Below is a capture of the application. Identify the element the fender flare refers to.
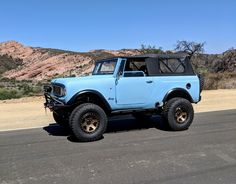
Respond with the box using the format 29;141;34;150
162;88;194;103
67;90;112;112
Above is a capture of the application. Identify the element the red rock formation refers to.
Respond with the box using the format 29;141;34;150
0;41;141;80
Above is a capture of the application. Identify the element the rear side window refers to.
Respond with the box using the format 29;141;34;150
159;59;185;74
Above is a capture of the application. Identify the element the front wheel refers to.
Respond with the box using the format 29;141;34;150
163;98;194;131
69;103;108;142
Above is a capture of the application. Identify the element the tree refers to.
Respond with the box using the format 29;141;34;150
218;48;236;72
175;41;205;58
140;44;163;54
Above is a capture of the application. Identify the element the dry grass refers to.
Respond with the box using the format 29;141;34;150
203;73;236;90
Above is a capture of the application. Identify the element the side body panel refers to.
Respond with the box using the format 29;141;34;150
112;75;200;110
115;76;154;105
147;75;200;107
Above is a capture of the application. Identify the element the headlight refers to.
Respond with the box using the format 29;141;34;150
52;84;66;97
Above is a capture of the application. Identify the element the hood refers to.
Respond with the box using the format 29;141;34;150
51;75;114;85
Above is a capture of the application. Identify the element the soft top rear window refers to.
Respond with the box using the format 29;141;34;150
159;58;185;74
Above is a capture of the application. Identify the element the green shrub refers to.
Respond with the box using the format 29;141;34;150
21;83;34;95
140;44;163;54
0;89;22;100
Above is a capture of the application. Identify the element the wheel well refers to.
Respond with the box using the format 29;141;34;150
72;92;111;114
163;89;193;103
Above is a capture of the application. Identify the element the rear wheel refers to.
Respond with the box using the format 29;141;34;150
69;103;108;142
163;98;194;131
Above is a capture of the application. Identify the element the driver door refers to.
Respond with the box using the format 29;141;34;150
115;60;154;105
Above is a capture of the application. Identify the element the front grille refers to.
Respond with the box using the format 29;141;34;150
52;85;65;96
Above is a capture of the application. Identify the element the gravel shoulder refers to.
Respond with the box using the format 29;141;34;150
0;89;236;131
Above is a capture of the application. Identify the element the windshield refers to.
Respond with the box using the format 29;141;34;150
92;59;117;75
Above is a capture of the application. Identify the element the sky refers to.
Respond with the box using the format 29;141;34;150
0;0;235;54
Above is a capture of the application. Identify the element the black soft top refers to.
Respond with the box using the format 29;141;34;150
123;53;188;59
97;53;189;62
96;53;195;76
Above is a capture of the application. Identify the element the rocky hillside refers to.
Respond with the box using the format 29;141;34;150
0;54;23;74
0;41;141;80
0;41;236;88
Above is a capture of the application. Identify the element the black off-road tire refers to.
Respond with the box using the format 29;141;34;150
69;103;108;142
53;112;68;127
163;98;194;131
68;103;88;129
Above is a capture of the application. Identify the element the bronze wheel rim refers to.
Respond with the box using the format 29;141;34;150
175;107;188;124
80;113;100;133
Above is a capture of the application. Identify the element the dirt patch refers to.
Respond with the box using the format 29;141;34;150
0;96;43;104
193;89;236;112
0;89;236;131
0;97;53;131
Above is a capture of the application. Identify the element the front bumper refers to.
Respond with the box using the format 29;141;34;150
44;92;68;111
43;85;68;111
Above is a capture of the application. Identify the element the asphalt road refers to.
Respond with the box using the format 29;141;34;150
0;110;236;184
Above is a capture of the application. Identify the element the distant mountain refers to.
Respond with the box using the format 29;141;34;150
0;41;141;80
0;41;235;86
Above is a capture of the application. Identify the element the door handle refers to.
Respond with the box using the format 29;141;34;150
146;80;153;83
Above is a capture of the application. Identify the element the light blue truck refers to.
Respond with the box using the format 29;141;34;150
44;54;203;141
